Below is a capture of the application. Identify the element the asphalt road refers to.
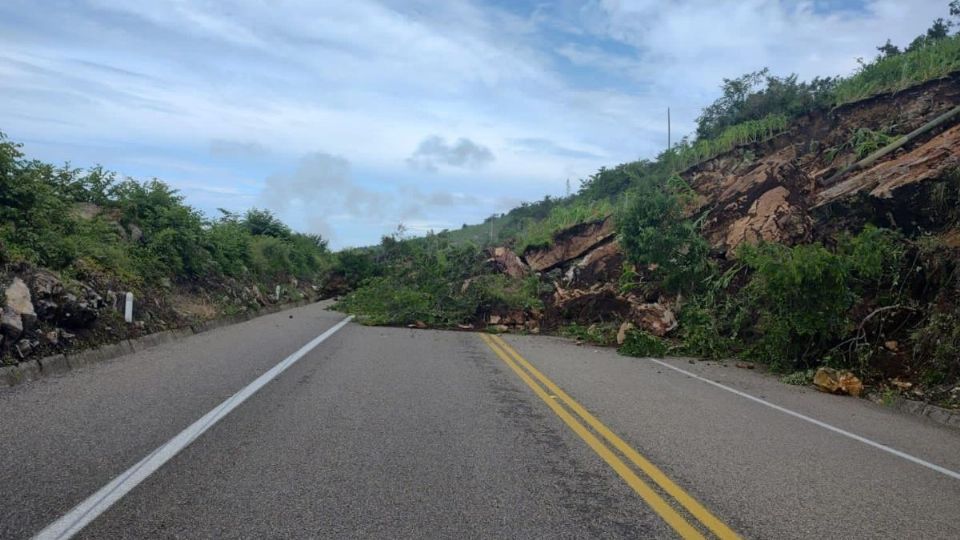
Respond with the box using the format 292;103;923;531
1;302;958;539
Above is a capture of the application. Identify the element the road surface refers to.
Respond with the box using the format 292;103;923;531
1;302;958;538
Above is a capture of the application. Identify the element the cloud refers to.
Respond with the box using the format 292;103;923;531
209;139;269;158
509;137;603;159
260;151;488;246
406;136;495;172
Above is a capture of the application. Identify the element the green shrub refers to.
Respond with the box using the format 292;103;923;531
618;329;668;358
911;307;960;383
465;274;544;311
616;177;710;295
739;242;854;370
559;322;618;346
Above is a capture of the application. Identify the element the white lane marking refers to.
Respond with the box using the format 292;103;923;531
34;315;354;540
646;357;960;481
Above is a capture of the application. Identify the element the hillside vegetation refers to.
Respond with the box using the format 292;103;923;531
335;12;960;406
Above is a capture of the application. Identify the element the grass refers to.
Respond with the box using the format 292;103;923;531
833;34;960;105
667;113;790;171
514;199;615;254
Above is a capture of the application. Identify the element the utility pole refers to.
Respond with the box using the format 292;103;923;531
667;107;671;152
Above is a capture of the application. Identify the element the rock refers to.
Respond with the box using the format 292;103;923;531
1;309;23;340
493;324;510;333
564;240;624;288
813;367;864;397
128;223;144;243
71;202;101;220
725;186;811;255
524;320;540;334
456;323;474;330
616;321;634;346
735;362;755;369
884;340;899;352
34;299;58;321
15;339;36;359
486;247;529;279
413;320;428;329
4;278;36;330
30;271;63;299
56;293;100;329
489;314;502;325
628;302;677;337
44;330;59;345
524;217;616;272
552;283;631;322
890;378;912;390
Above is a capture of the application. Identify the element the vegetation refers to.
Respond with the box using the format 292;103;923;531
334;234;545;326
618;329;668;358
0;133;330;292
514;198;614;253
834;33;960;105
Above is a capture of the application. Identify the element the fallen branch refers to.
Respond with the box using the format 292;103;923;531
820;105;960;187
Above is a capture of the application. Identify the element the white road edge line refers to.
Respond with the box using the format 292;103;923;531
33;315;354;540
646;357;960;481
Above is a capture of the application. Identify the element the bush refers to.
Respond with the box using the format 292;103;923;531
0;132;331;288
616;176;710;295
618;329;668;358
739;242;853;370
559;322;618;346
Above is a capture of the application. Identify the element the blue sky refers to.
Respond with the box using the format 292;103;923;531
0;0;948;248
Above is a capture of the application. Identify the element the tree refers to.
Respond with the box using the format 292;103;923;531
876;39;900;58
242;208;292;239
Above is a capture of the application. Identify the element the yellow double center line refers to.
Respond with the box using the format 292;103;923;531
479;333;739;540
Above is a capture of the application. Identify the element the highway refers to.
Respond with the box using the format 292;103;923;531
1;302;958;539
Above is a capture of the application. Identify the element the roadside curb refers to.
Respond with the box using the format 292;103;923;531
884;396;960;431
0;299;315;388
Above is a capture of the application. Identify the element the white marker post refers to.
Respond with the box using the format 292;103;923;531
124;292;134;323
275;285;281;301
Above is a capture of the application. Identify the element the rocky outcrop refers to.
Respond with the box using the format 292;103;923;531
486;247;529;279
815;123;960;206
564;240;624;288
725;186;812;253
524;217;615;272
688;73;960;255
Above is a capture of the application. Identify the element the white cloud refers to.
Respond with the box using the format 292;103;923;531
406;136;495;172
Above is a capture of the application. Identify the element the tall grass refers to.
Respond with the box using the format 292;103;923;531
667;113;790;171
833;34;960;105
515;199;615;253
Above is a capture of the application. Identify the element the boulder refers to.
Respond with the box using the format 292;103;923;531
55;292;100;329
813;367;864;397
486;247;529;279
627;302;677;337
30;270;64;299
1;309;23;341
524;217;615;272
4;278;36;330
